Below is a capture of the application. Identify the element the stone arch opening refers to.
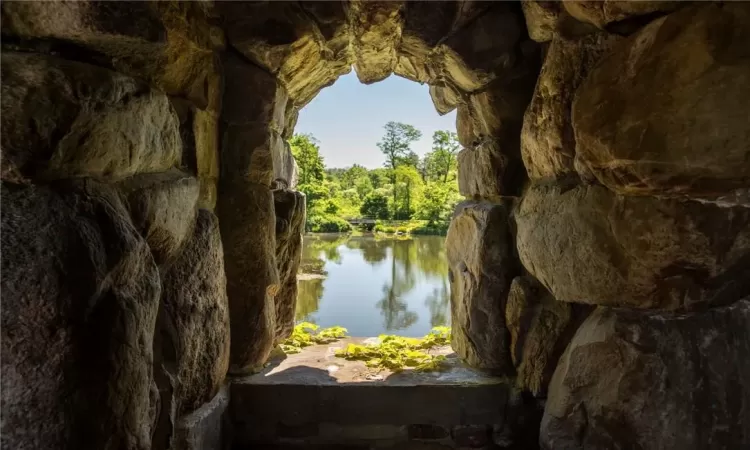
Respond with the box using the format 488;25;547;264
2;1;750;449
216;0;540;376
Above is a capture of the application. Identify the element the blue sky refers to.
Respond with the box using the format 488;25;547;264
295;71;457;169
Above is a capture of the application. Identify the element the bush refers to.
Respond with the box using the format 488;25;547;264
307;213;352;233
411;221;450;236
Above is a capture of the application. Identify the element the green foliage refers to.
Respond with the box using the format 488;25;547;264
307;214;352;232
289;134;325;185
424;131;460;183
334;326;451;372
289;126;459;236
416;182;460;225
280;322;348;354
360;191;390;219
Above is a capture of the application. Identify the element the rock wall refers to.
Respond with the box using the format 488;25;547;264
2;2;749;450
517;2;750;448
1;3;230;450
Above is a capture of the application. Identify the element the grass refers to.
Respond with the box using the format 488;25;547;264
280;324;452;372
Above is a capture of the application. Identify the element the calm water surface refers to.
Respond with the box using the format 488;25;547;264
296;234;450;337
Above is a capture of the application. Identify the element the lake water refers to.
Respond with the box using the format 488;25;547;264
296;234;451;337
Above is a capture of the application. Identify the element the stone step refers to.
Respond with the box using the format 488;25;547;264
229;339;541;449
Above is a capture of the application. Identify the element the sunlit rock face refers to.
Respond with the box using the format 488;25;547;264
446;200;519;373
572;3;750;200
1;1;749;449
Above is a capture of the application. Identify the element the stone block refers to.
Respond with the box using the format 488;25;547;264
273;190;306;342
521;32;621;181
542;300;750;450
172;384;230;450
1;1;224;109
218;181;279;373
506;276;590;395
1;52;180;183
562;0;682;29
515;181;750;310
573;4;750;200
118;170;199;265
221;124;285;187
446;200;519;372
160;209;230;416
1;180;160;450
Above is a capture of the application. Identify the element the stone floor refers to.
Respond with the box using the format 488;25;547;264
230;339;541;449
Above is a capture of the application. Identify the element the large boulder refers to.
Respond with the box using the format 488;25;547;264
160;209;230;417
572;3;750;200
1;1;224;109
515;181;750;310
521;1;562;42
506;276;590;396
350;0;403;84
218;182;279;373
395;1;490;84
1;180;160;450
273;190;306;342
221;124;286;188
221;54;290;187
561;0;682;30
541;300;750;450
446;200;519;372
218;1;352;106
521;32;621;181
457;71;538;197
437;3;528;93
118;170;200;265
1;52;180;183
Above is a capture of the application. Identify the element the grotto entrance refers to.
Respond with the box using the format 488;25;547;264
230;63;535;448
218;1;539;380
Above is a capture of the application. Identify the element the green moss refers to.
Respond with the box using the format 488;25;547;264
280;322;348;354
335;326;451;372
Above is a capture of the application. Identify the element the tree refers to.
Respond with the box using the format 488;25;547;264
393;165;424;220
399;151;420;169
368;168;391;189
377;122;422;207
424;130;460;182
416;182;460;225
360;191;390;219
340;164;369;189
289;133;325;184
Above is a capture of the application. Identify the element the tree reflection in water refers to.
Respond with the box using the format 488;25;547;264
295;234;451;335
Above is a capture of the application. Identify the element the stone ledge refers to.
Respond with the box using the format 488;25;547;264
229;339;522;447
173;384;230;450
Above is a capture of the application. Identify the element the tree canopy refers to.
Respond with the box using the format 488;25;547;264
289;123;460;234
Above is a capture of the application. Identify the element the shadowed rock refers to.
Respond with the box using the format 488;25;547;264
506;276;591;395
1;180;160;450
562;0;682;30
273;190;306;343
160;209;230;417
1;52;180;183
542;299;750;450
218;181;279;374
118;170;200;265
